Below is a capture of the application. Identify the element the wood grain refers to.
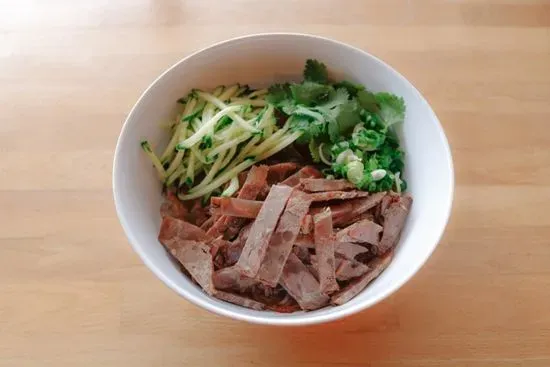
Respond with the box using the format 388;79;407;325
1;0;549;366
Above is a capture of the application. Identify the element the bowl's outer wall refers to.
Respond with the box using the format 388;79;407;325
113;34;454;325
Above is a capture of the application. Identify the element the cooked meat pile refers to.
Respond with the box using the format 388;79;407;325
158;163;412;312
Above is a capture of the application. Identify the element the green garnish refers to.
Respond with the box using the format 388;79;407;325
199;135;213;150
266;59;407;192
141;59;408;199
303;59;329;84
140;140;166;179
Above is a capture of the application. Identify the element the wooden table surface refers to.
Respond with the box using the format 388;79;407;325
1;1;550;366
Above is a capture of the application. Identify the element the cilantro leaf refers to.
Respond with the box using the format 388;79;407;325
266;83;291;105
327;101;360;143
294;105;325;122
304;59;329;84
357;90;380;113
375;92;406;128
289;115;325;144
278;99;297;115
290;82;333;106
319;88;350;111
333;80;365;97
308;139;321;163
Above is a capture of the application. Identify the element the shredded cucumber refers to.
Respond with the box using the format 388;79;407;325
140;141;166;179
177;105;242;149
221;176;240;197
143;85;304;200
166;164;186;186
195;91;259;133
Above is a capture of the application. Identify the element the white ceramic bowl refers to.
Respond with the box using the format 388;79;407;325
113;33;454;325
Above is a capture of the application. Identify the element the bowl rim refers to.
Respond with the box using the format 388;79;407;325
113;32;455;326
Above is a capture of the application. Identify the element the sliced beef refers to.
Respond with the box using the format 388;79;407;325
376;194;392;223
237;170;249;188
258;162;301;199
292;245;311;264
335;242;370;260
300;178;355;192
216;197;262;218
266;303;302;313
213;290;265;310
257;186;271;201
225;217;261;240
212;198;313;237
329;192;387;226
281;166;322;187
200;216;216;231
215;222;252;267
264;291;302;313
378;194;413;254
207;165;268;239
213;266;257;292
266;162;301;184
249;283;287;305
168;240;215;295
279;253;329;310
337;211;375;228
189;199;209;227
256;190;312;286
208;198;221;218
160;191;189;220
355;250;377;265
158;216;210;250
294;233;315;248
233;221;253;246
300;214;313;234
357;211;376;222
210;196;222;207
294;235;369;261
335;219;383;245
311;256;369;281
307;264;319;280
207;237;226;258
216;242;243;268
236;184;294;277
331;250;394;305
238;165;268;198
308;190;370;202
157;163;407;312
335;258;370;281
313;208;339;295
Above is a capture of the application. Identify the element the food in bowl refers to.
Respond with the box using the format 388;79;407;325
141;59;412;312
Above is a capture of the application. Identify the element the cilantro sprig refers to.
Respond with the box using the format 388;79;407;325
266;59;407;192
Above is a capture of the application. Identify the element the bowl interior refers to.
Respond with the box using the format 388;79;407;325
113;34;453;325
